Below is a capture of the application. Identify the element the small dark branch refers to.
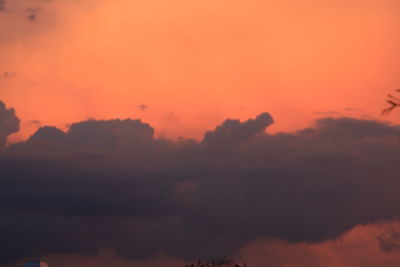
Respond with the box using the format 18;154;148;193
382;90;400;116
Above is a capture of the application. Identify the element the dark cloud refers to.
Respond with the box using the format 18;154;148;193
1;104;400;264
0;101;20;147
66;119;155;149
203;112;273;144
28;126;65;143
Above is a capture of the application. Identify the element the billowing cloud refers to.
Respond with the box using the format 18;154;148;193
1;102;400;264
203;112;273;144
0;101;20;147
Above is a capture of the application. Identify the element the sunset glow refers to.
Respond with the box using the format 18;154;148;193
2;1;400;267
2;0;400;141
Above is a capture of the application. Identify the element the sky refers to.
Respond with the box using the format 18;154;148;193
1;0;400;140
1;0;400;266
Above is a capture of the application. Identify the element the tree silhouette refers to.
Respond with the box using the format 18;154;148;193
184;257;246;267
382;89;400;116
185;257;246;267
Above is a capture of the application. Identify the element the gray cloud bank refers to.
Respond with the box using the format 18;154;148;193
1;101;400;264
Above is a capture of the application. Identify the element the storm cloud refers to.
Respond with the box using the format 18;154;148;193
1;101;400;264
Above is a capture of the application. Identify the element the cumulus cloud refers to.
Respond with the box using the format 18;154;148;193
0;101;20;147
66;119;154;149
28;126;65;143
28;119;154;147
1;103;400;264
203;112;273;144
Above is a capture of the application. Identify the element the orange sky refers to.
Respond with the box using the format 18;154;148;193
1;0;400;141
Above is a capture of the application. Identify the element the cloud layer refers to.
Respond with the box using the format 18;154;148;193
1;101;400;264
